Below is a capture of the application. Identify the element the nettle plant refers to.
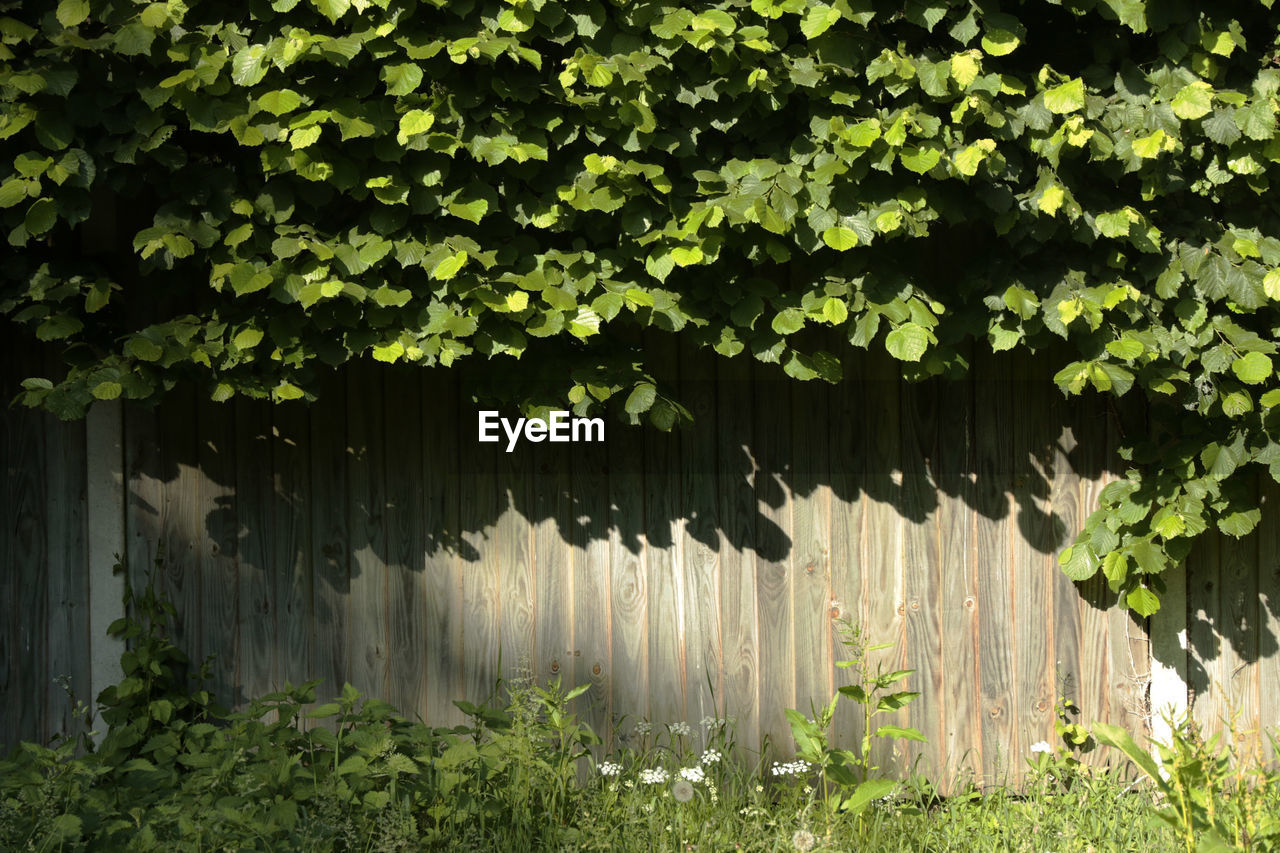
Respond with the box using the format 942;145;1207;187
4;0;1280;613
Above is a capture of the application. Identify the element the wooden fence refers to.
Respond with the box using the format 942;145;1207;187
4;335;1279;790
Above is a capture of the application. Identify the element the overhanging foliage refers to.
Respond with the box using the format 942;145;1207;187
3;0;1280;614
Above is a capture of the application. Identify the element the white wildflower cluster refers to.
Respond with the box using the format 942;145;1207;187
679;765;705;783
634;720;652;736
700;749;722;765
1030;741;1052;754
668;721;692;737
598;762;622;777
771;759;812;777
639;768;670;785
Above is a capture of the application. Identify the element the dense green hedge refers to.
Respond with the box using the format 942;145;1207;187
3;0;1280;612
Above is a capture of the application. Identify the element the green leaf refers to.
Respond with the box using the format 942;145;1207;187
0;178;31;208
311;0;350;22
1043;78;1085;114
114;23;155;56
1171;84;1213;120
1092;722;1163;782
396;109;435;144
1058;544;1098;581
822;297;848;324
874;724;927;742
980;14;1023;56
125;337;163;361
233;328;264;349
1125;586;1160;617
257;89;303;116
1232;351;1272;384
800;4;841;39
56;0;90;27
232;45;268;86
899;144;942;174
383;63;424;97
625;382;657;415
431;250;468;281
884;322;929;361
1204;110;1242;145
24;198;57;234
772;307;806;335
822;226;859;250
91;381;122;400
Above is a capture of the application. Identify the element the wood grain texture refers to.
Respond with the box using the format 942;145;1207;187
645;335;685;729
1048;387;1084;755
273;401;314;692
570;410;612;741
345;362;388;701
1073;400;1113;766
156;387;201;661
717;354;758;753
421;367;464;727
679;336;722;734
1217;477;1260;759
44;401;89;741
1188;533;1222;734
862;350;904;775
936;361;981;788
899;376;941;776
610;393;649;733
383;367;426;717
789;371;832;727
532;420;574;693
309;371;350;702
496;426;535;687
973;350;1016;785
236;399;276;701
196;398;239;704
1010;356;1053;761
459;395;501;706
1258;479;1280;762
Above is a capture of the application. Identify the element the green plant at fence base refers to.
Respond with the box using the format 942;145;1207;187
1094;711;1280;853
785;617;926;821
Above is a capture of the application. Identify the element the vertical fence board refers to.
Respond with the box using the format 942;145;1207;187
460;396;501;706
718;355;758;752
197;398;239;703
346;363;388;700
384;368;425;717
309;372;349;702
974;351;1015;785
1259;479;1280;762
156;388;201;664
571;423;612;740
1049;391;1084;751
1219;478;1260;758
1074;403;1113;763
754;366;793;757
422;369;464;726
679;337;722;733
790;375;832;723
236;400;276;700
274;402;314;692
1011;358;1053;760
863;351;903;773
937;365;980;786
900;377;942;774
610;397;648;733
45;407;88;741
532;438;574;692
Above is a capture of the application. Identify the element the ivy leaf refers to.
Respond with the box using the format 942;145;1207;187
1231;352;1272;385
885;322;929;361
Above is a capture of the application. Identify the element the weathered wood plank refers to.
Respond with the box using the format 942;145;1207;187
85;399;127;740
531;417;574;693
496;428;535;687
1073;401;1113;766
1188;534;1222;735
155;386;201;659
973;350;1016;786
679;336;722;735
422;367;464;727
459;395;502;706
1048;387;1086;758
1011;356;1054;762
610;390;649;735
236;399;276;702
383;367;425;717
45;401;89;741
1218;478;1259;760
4;343;47;744
196;397;239;705
646;336;685;729
936;359;981;787
345;362;388;701
899;376;942;776
1258;479;1280;762
790;371;832;725
862;350;904;775
273;401;313;692
717;354;758;753
828;350;867;758
309;371;350;702
571;412;612;742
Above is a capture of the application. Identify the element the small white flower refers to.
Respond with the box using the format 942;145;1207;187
700;749;722;765
599;761;622;777
1030;741;1053;754
669;721;692;737
771;760;813;777
792;829;817;852
679;765;705;783
639;768;670;785
634;720;652;736
672;779;695;802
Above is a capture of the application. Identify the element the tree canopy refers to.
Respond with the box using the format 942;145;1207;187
3;0;1280;614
